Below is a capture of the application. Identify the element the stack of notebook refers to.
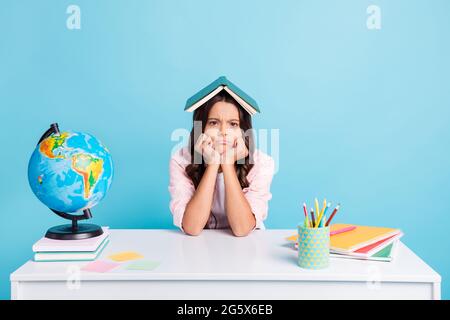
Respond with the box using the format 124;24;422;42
328;224;403;262
288;224;403;262
32;227;109;262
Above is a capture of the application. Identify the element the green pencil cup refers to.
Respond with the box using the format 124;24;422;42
297;225;330;269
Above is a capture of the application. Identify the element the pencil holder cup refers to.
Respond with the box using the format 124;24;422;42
297;225;330;269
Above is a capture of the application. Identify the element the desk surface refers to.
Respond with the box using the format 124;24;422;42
11;229;440;284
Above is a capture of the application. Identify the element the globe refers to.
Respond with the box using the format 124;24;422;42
28;129;114;214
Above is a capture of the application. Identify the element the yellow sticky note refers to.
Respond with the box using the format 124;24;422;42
108;251;144;262
286;234;298;242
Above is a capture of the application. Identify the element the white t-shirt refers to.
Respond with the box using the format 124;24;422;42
204;172;265;230
205;172;228;229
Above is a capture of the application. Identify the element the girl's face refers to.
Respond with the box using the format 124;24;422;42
204;101;242;155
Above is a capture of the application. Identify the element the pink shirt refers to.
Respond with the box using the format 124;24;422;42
168;146;275;233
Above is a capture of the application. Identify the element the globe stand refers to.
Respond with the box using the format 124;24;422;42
45;208;104;240
39;123;104;240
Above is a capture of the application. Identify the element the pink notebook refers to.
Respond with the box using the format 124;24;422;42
345;232;403;258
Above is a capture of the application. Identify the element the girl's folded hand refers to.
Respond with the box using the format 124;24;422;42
221;136;248;165
194;134;221;165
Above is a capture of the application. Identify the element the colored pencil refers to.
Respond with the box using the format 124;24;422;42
323;203;331;216
316;198;327;228
302;202;311;227
314;198;320;225
302;202;308;219
330;225;356;236
320;215;327;227
325;204;341;226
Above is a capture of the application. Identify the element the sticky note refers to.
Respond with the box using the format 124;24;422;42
81;260;120;273
125;260;160;271
108;251;144;262
286;234;297;242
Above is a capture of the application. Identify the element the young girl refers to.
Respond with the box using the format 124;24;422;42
169;91;275;237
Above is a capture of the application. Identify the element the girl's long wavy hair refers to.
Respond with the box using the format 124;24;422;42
185;91;254;190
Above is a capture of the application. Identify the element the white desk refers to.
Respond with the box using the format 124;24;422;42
10;229;441;300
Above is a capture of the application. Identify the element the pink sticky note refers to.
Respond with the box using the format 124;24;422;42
81;260;121;273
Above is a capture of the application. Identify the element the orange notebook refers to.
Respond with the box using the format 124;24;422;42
330;224;401;253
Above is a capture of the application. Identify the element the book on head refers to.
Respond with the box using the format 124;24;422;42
184;76;260;115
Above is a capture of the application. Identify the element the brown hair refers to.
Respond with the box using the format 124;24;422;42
185;91;254;189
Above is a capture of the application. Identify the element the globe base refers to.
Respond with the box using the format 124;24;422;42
45;223;104;240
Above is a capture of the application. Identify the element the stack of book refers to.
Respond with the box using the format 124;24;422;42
328;224;403;262
288;224;403;262
32;227;109;262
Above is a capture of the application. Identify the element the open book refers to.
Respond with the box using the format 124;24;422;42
184;76;260;115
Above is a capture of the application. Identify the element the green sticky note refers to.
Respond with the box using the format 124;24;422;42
125;260;160;271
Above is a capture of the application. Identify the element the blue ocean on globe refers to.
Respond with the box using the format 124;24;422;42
28;131;114;213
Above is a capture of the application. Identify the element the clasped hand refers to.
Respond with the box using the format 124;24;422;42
194;134;248;166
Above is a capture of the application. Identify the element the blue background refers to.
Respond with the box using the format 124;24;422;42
1;0;449;299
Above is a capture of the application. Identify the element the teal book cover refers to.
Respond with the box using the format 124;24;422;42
184;76;260;113
372;242;394;258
